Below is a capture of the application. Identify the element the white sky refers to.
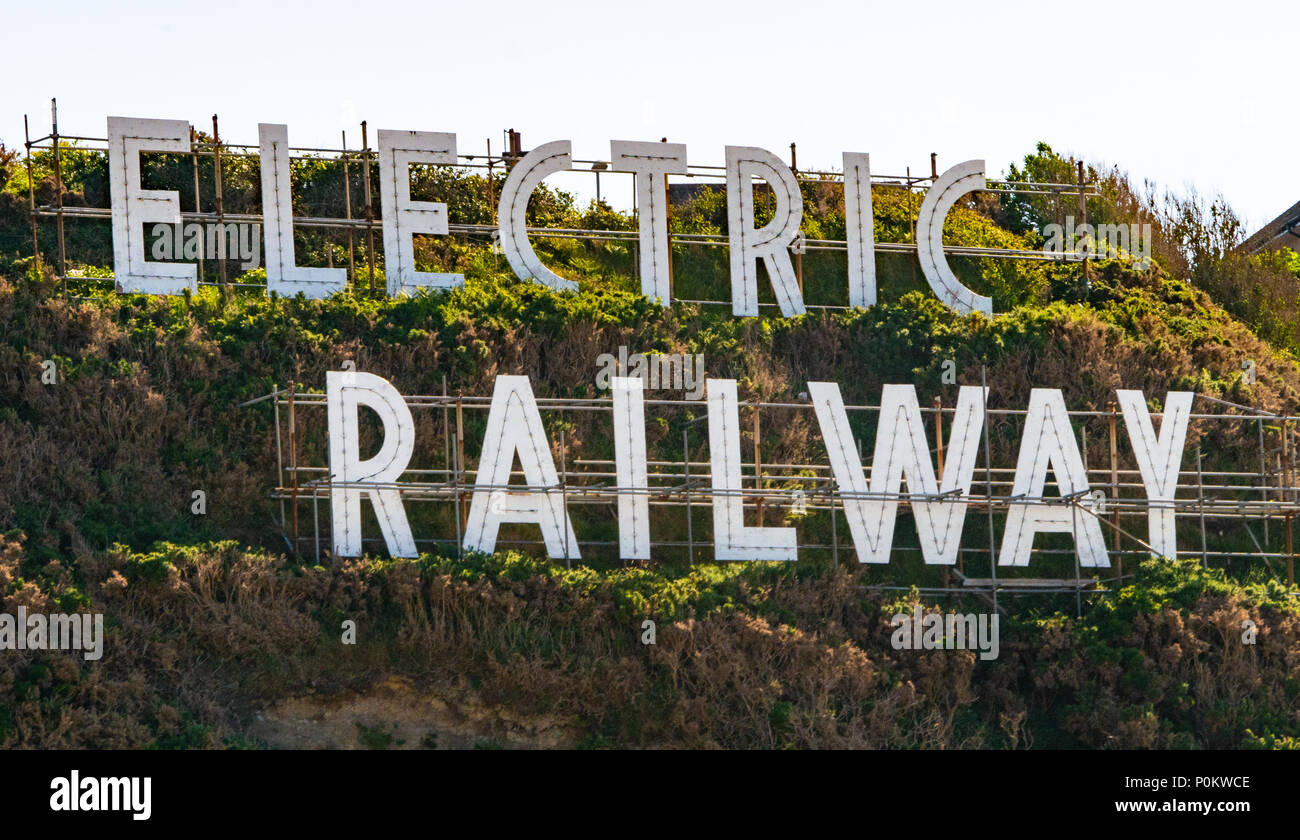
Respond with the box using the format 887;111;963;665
3;0;1293;231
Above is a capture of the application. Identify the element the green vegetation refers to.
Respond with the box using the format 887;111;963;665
2;139;1300;748
2;533;1296;749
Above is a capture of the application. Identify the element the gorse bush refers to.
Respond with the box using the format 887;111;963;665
2;254;1296;567
3;535;1298;749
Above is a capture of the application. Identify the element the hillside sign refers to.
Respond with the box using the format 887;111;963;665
109;117;999;316
328;371;1192;567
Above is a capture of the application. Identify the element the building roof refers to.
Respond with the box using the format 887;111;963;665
1241;198;1300;254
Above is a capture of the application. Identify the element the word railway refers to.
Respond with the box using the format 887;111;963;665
324;371;1192;566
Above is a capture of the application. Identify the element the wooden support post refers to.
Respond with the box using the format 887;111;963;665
907;166;917;289
23;114;39;269
933;395;944;476
1288;514;1295;588
1285;418;1294;586
1196;447;1208;570
456;395;467;533
661;137;674;301
666;170;674;300
486;138;495;209
753;404;763;526
934;392;954;575
1108;401;1121;579
190;127;204;285
361;121;376;296
1078;160;1089;284
683;427;693;566
342;130;356;285
288;383;299;546
51;99;66;290
212;115;228;286
560;425;570;569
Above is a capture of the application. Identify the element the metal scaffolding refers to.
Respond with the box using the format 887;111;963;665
22;101;1108;308
249;379;1300;610
30;102;1275;611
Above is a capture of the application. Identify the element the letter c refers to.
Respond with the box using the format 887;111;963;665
497;141;577;292
916;160;992;316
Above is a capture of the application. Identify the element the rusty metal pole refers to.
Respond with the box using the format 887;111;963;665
289;384;299;546
1284;418;1294;585
1259;419;1270;546
933;395;945;476
753;404;763;526
663;137;673;301
683;426;694;566
212;115;228;286
666;168;674;298
23;114;39;269
486;138;495;209
561;425;571;569
441;374;451;488
51;99;66;290
934;393;947;578
1078;160;1089;285
907;166;917;289
1284;418;1294;504
980;365;998;612
830;471;840;574
451;429;462;559
191;127;204;285
1196;447;1208;570
342;130;356;286
1280;419;1288;493
273;384;286;542
790;142;803;293
361;121;376;296
1108;401;1121;578
1288;517;1295;587
456;394;467;534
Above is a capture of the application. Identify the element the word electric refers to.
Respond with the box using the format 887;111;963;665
326;371;1192;566
109;116;1009;316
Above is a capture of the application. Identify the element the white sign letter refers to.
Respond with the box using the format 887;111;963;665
464;375;579;559
611;140;688;305
999;389;1109;567
327;371;417;558
259;124;347;298
810;382;985;564
107;117;196;295
706;378;797;560
377;129;464;296
843;152;876;309
916;160;992;316
497;141;577;292
1117;390;1193;558
725;146;805;318
612;376;651;559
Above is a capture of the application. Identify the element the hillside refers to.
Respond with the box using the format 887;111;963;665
2;141;1300;748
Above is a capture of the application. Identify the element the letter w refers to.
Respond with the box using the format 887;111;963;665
810;382;986;564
